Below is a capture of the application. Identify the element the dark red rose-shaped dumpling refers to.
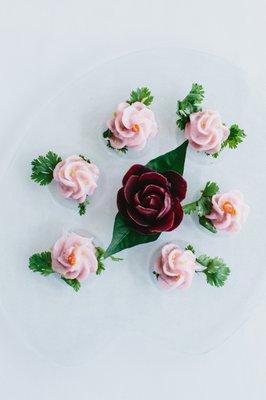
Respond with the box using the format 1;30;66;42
117;164;187;234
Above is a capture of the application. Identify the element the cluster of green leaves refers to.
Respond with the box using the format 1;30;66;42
185;245;230;287
31;151;62;185
28;251;80;292
196;254;230;287
183;181;219;233
212;124;246;158
96;246;122;274
128;87;153;106
176;83;205;130
104;141;188;258
103;129;128;154
78;198;90;216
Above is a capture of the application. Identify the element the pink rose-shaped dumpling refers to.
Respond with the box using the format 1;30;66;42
206;190;249;232
51;232;98;281
154;243;196;290
184;110;229;154
53;155;99;203
107;101;158;150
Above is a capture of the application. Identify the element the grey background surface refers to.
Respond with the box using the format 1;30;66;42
0;1;265;399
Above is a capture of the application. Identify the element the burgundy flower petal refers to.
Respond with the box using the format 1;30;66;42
163;171;187;201
117;187;128;217
143;194;162;210
168;198;184;230
136;205;158;218
122;164;149;185
150;211;175;233
134;191;141;206
157;191;172;220
124;175;139;203
142;184;166;198
138;171;168;188
127;207;150;227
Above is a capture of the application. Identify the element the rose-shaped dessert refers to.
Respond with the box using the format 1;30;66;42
51;232;98;281
184;110;229;154
206;190;249;232
107;101;158;150
117;164;187;234
53;155;99;203
154;243;196;289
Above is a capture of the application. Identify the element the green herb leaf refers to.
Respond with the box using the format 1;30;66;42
223;124;246;149
103;129;113;139
199;216;217;233
146;140;188;175
104;214;160;258
29;252;54;276
31;151;62;186
176;83;205;130
128;87;154;106
183;201;198;215
78;198;90;216
95;246;106;275
79;155;91;163
202;181;219;197
106;140;128;154
153;271;159;280
110;255;123;261
61;277;81;292
185;244;195;254
197;255;230;287
197;196;212;217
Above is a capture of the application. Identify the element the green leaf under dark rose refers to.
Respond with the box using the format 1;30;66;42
146;140;188;175
104;214;160;258
104;141;188;258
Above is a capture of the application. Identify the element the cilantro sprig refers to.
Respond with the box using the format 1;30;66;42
212;124;246;158
185;245;230;287
196;254;230;287
183;181;219;233
31;151;62;185
95;246;122;275
176;83;205;130
127;87;154;106
78;198;90;216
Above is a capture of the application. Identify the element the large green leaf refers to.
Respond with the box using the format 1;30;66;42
146;140;188;175
104;214;160;258
104;141;188;258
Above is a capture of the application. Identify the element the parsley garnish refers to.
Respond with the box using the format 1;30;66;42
223;124;246;149
196;254;230;287
78;198;90;216
153;271;159;280
212;124;246;158
95;246;122;275
176;83;205;130
31;151;62;186
103;129;113;139
183;181;219;233
128;87;154;106
106;140;128;154
185;244;195;254
29;252;53;276
61;277;81;292
95;246;106;275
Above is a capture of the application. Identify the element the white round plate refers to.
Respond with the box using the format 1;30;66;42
0;48;265;365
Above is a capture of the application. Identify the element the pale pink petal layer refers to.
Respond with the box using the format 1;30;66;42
51;232;98;282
